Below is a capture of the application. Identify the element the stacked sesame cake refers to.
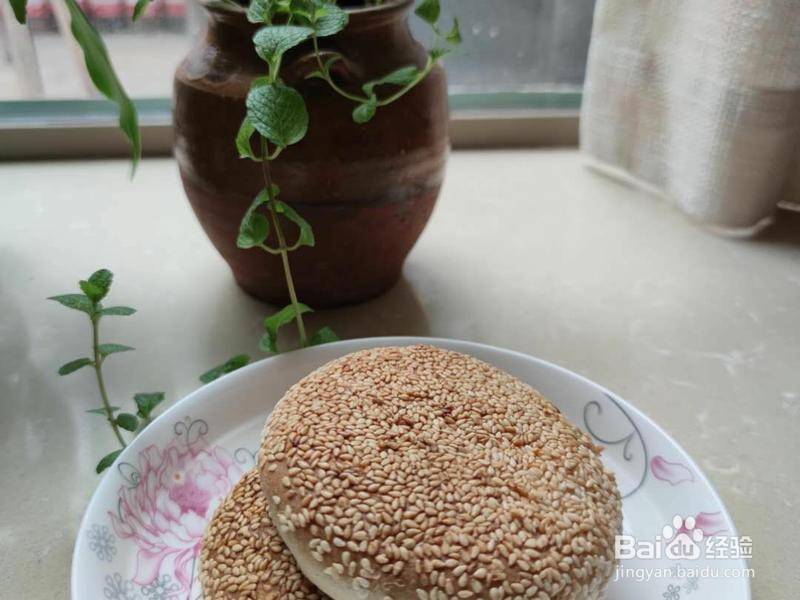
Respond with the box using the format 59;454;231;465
201;345;622;600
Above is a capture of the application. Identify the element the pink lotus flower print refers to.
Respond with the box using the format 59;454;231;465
651;456;695;486
669;511;727;539
689;511;727;537
109;429;242;592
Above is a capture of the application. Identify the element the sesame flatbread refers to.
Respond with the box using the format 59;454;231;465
259;345;622;600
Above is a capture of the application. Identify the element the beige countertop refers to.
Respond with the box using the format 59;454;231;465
1;150;798;599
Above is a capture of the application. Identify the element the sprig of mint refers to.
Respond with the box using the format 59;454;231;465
304;0;462;123
49;269;165;473
231;0;460;358
199;354;252;384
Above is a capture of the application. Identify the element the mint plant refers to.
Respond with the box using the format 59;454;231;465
49;269;165;473
27;0;460;384
235;0;460;352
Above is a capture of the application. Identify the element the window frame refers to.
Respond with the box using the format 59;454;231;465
0;92;579;160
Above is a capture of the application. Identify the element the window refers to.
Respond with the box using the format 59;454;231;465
0;0;593;154
419;1;594;94
0;0;200;99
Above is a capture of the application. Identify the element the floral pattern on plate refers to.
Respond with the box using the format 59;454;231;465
106;418;242;594
73;338;751;600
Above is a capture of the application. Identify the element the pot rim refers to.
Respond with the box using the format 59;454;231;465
202;0;414;23
346;0;413;17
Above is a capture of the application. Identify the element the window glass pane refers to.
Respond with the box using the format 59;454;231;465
417;0;596;93
0;0;200;100
0;0;594;102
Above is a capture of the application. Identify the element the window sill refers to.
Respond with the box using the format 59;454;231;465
0;92;580;159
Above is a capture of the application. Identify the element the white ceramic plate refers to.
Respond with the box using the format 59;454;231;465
72;337;752;600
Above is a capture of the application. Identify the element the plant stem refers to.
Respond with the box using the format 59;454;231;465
312;36;368;104
311;35;436;108
91;315;126;448
260;139;309;346
376;56;434;106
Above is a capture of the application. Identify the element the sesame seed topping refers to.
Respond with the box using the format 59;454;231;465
259;345;622;600
199;468;330;600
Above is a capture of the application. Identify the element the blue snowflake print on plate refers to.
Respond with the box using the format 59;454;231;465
141;574;181;600
663;583;682;600
103;572;139;600
88;524;116;562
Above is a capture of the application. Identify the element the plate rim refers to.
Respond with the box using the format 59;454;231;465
71;335;752;599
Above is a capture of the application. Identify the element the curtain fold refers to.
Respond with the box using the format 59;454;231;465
580;0;800;233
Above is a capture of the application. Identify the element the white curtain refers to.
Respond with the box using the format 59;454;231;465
580;0;800;234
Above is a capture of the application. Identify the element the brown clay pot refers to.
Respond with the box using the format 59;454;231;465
173;0;449;307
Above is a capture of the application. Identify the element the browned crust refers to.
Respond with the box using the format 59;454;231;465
199;468;330;600
259;345;622;600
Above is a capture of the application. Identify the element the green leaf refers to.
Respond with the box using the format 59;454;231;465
308;326;339;346
253;25;314;70
199;354;252;384
235;116;260;161
63;0;140;172
132;0;151;19
306;53;342;80
10;0;27;23
98;343;134;357
312;3;348;37
246;187;272;214
88;268;113;297
134;392;165;420
362;65;421;96
48;294;94;315
96;449;123;474
415;0;440;24
115;413;139;432
79;280;104;302
247;82;309;148
247;0;276;23
58;358;93;375
444;17;461;44
353;95;377;124
274;200;315;248
258;333;273;353
261;303;312;353
237;188;271;249
98;306;136;316
429;47;451;61
289;0;315;20
87;406;120;415
237;213;270;249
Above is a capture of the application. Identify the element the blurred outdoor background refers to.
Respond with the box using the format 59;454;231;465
0;0;597;100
